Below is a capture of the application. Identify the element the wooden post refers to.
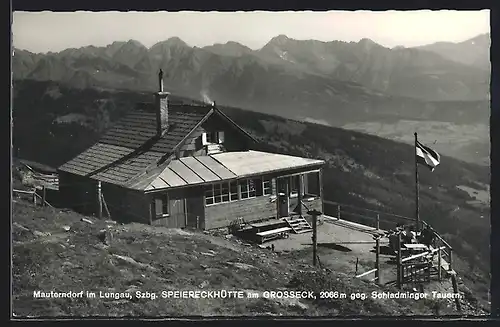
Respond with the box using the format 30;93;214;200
414;132;421;232
308;209;321;267
312;214;317;267
319;169;324;214
376;213;380;230
196;216;200;229
375;237;380;284
184;199;188;226
148;198;153;225
438;247;442;281
448;248;453;271
451;273;461;312
101;194;111;219
337;204;341;220
97;181;102;219
396;232;402;289
298;175;303;216
42;186;46;207
275;178;281;219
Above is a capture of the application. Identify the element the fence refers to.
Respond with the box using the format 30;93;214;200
323;200;416;231
17;162;59;190
13;187;53;207
323;199;453;268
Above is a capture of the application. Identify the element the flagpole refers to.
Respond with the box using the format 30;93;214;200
414;132;420;231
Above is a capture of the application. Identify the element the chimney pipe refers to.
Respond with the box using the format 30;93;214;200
155;69;169;136
158;69;164;92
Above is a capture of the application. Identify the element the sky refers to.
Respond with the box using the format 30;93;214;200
12;10;490;53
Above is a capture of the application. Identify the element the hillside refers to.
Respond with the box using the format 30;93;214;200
11;80;490;310
12;198;487;317
12;34;490;127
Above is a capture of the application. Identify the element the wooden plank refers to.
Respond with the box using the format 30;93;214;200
401;246;445;263
404;244;429;250
356;268;378;278
179;157;221;183
195;156;237;180
13;189;35;194
150;178;169;189
168;160;204;184
157;168;187;187
256;227;292;236
251;219;284;228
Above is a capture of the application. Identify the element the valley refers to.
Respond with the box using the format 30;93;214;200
341;120;490;166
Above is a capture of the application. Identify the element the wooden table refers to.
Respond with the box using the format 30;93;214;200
404;243;429;251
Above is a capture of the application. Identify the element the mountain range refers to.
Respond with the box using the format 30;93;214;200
12;34;490;126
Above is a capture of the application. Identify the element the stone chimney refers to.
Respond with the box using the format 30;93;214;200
155;69;170;136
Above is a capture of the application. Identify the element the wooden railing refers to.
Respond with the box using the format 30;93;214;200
323;200;454;271
13;188;53;207
421;220;453;271
18;161;59;190
323;200;416;230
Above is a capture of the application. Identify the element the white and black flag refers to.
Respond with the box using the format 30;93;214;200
416;140;440;171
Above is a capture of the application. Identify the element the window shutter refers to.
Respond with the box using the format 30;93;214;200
155;198;163;216
218;131;225;144
201;132;208;145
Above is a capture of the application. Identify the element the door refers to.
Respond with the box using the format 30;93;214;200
186;196;205;229
278;193;289;217
277;178;290;218
186;197;197;228
170;199;186;228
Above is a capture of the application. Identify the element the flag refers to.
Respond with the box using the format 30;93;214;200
416;141;440;171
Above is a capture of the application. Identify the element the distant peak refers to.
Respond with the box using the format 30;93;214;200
150;37;189;51
126;39;146;47
358;38;377;45
358;38;381;50
165;37;188;46
269;34;290;44
225;41;244;46
109;40;127;46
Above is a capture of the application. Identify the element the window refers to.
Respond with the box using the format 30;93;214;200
153;193;169;217
230;181;238;201
205;131;217;144
305;172;320;196
205;181;237;205
205;178;269;206
205;184;214;205
241;179;256;199
263;178;272;196
202;131;225;145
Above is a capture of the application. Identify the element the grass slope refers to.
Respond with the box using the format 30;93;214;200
12;199;486;317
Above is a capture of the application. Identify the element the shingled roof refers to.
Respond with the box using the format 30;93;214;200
58;104;214;186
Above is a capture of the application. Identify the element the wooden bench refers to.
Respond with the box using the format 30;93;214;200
404;243;429;250
256;227;292;243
